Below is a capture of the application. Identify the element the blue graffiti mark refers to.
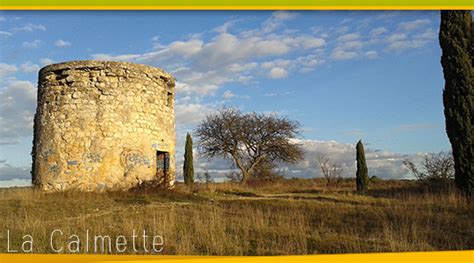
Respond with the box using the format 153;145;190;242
123;153;150;169
127;153;151;168
67;160;78;165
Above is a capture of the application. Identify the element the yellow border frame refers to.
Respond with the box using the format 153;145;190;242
0;4;473;263
1;5;473;9
1;250;474;263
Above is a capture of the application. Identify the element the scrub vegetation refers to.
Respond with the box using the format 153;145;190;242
1;178;472;255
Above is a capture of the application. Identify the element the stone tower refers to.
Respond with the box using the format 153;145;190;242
32;60;176;191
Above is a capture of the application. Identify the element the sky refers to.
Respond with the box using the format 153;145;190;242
0;11;451;186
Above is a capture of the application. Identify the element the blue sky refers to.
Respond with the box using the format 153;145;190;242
0;11;450;186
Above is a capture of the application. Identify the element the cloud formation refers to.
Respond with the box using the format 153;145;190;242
282;139;414;179
12;23;46;33
22;39;41;49
91;11;436;104
20;61;40;73
174;138;419;182
0;160;30;182
91;11;329;101
0;31;12;37
54;39;71;47
0;63;17;78
0;79;37;139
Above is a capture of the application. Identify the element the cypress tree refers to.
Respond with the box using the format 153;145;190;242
439;11;473;198
356;140;369;193
183;132;194;186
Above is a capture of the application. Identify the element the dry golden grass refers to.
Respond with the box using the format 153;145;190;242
0;178;472;255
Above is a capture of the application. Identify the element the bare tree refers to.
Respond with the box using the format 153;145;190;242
403;151;454;185
251;158;283;182
195;107;304;184
203;170;213;183
317;154;343;187
196;172;204;183
225;171;242;182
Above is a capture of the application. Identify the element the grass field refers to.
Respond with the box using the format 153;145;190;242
0;178;473;255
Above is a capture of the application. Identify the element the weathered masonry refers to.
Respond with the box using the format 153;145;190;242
32;60;176;191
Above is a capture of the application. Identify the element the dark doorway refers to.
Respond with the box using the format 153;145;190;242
156;151;170;186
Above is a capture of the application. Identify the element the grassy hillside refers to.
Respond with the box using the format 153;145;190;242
0;178;472;255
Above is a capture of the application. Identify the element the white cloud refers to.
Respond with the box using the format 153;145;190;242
335;26;350;35
331;32;364;61
331;49;358;60
22;39;41;49
214;20;236;34
175;81;219;97
88;12;436;103
272;11;298;21
54;39;71;47
92;30;300;91
12;23;46;33
388;33;407;42
398;19;431;31
268;67;288;79
0;79;37;139
370;27;388;36
418;28;437;40
20;61;40;73
340;40;364;50
91;25;308;97
0;31;12;37
227;62;258;73
261;11;298;34
261;59;290;69
39;58;55;66
281;139;416;180
375;11;404;21
261;55;324;77
175;103;215;127
365;51;378;59
326;17;436;58
299;36;326;49
265;91;292;97
92;53;142;61
222;90;236;99
337;33;360;42
388;42;410;50
0;179;31;188
387;28;436;51
0;63;17;78
168;39;203;57
0;160;30;182
387;29;436;51
190;33;290;69
177;138;422;181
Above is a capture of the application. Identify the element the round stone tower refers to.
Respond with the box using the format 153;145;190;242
32;60;176;191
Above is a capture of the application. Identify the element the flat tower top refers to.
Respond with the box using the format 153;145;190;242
39;60;175;83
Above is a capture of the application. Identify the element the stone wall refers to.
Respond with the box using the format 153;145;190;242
32;60;176;191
